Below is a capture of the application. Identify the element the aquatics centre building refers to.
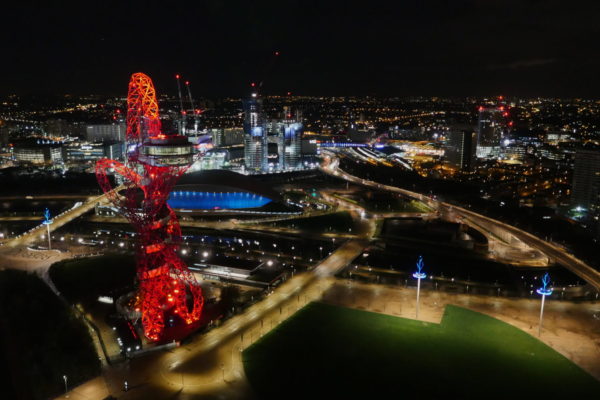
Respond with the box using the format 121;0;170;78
168;170;297;215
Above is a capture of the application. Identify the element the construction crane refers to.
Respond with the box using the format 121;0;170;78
175;74;186;135
185;80;201;136
251;50;280;96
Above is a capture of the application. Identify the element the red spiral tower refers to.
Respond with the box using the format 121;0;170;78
96;73;203;341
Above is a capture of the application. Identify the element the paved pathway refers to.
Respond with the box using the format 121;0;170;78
51;377;110;400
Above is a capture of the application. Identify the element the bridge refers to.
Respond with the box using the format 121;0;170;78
1;186;123;249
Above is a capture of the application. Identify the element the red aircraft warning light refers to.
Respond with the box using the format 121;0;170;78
95;72;203;341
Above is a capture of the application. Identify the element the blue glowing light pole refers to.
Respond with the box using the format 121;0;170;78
412;256;426;319
42;208;53;250
536;273;553;337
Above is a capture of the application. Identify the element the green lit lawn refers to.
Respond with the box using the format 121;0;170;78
243;302;599;399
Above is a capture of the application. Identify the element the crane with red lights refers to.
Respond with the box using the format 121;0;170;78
175;74;203;136
250;50;281;95
185;79;201;135
95;72;203;341
175;74;186;134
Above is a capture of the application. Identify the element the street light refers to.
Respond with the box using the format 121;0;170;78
62;375;68;397
412;255;426;319
43;208;53;250
536;272;553;337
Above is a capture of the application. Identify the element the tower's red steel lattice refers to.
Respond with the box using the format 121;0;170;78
96;72;203;341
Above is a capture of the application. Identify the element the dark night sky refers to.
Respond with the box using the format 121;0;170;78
2;0;599;98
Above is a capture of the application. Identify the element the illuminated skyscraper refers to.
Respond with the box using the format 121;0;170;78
446;126;476;171
571;147;600;215
209;128;244;147
267;107;303;170
243;94;267;172
281;121;303;170
0;121;9;148
476;106;507;158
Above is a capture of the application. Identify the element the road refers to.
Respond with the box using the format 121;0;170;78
0;215;49;221
85;209;371;242
442;206;549;266
320;153;548;266
1;186;123;249
0;194;89;200
457;206;600;290
321;153;600;290
319;189;435;220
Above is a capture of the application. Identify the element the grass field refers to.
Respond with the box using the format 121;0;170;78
243;302;599;399
49;254;136;304
0;270;100;399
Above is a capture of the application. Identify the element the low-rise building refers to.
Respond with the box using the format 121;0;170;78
63;141;123;163
85;123;126;142
12;140;63;165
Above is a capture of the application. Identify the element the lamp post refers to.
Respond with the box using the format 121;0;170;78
62;375;68;397
43;208;53;250
536;273;553;337
412;255;426;319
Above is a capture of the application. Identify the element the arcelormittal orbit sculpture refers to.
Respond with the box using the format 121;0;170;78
96;73;203;341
